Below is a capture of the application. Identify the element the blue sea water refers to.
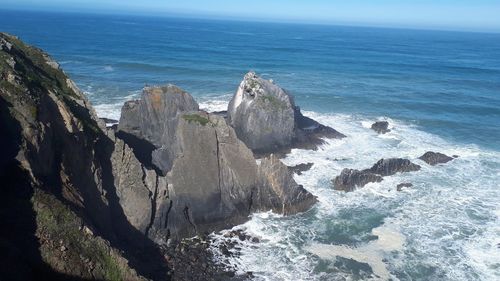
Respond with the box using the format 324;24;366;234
1;10;500;281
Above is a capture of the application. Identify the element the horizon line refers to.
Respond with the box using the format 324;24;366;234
1;7;500;35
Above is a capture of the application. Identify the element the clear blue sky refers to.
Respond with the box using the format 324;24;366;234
3;0;500;32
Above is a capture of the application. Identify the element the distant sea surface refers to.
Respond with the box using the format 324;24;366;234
2;10;499;281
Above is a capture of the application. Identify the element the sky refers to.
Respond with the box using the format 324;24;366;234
2;0;500;32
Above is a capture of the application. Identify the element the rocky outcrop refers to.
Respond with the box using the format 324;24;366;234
256;155;317;215
333;169;383;192
419;151;454;166
371;121;390;134
115;87;317;240
333;158;420;191
228;71;344;154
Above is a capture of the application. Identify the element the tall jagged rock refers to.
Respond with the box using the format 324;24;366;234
116;87;317;240
118;84;199;174
227;71;345;154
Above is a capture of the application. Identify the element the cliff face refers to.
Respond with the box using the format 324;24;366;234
0;33;164;280
1;33;317;280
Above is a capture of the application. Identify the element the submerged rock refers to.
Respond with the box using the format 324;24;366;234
288;162;314;175
333;169;383;192
228;71;344;154
419;151;454;166
333;158;420;192
371;121;390;134
397;183;413;191
367;158;421;176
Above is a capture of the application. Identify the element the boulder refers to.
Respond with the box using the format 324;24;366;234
371;121;390;134
367;158;421;176
332;169;383;192
228;71;344;154
418;151;454;166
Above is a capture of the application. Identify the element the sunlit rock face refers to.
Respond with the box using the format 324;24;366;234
228;71;296;153
228;71;345;155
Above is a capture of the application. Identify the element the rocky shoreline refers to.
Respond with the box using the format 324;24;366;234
0;33;336;280
0;33;459;281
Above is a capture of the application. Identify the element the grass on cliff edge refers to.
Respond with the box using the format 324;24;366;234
182;113;210;126
33;190;126;281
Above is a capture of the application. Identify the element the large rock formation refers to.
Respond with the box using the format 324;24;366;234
333;158;421;192
418;151;454;166
227;71;344;154
115;86;317;240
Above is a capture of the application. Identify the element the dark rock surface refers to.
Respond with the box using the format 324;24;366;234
0;33;160;280
367;158;421;176
333;158;421;192
288;162;314;175
333;169;383;192
228;71;344;155
256;155;317;215
419;151;454;166
397;183;413;191
371;121;390;134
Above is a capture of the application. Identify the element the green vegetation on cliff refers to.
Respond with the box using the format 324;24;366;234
33;190;131;281
182;113;210;126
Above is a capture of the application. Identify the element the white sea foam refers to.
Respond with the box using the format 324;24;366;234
92;92;140;121
208;104;500;281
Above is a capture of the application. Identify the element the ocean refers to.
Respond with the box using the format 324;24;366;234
1;10;499;281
